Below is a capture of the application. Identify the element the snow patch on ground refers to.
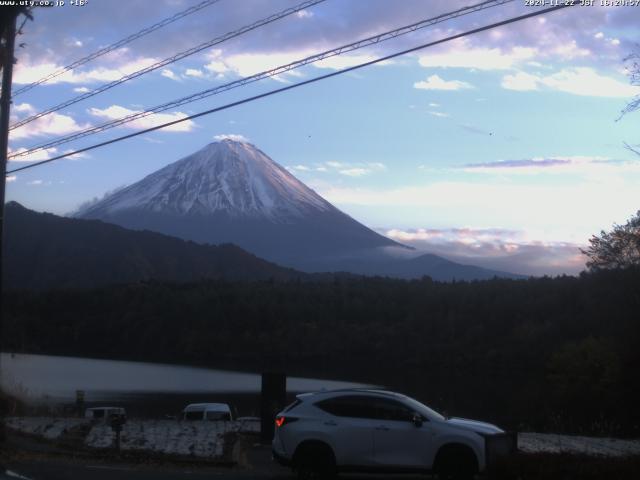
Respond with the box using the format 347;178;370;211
4;416;89;440
5;416;260;459
519;433;640;457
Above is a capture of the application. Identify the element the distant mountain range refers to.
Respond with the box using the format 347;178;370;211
75;139;405;267
72;139;523;281
4;201;522;291
3;201;302;290
3;140;523;290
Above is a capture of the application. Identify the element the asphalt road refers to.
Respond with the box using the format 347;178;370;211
5;459;283;480
3;445;430;480
4;460;430;480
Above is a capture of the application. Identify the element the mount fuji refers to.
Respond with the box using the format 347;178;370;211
75;139;406;268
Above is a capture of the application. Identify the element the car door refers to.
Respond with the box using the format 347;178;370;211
314;395;378;467
371;397;433;469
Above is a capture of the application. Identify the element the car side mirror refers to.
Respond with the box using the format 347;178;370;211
411;413;423;427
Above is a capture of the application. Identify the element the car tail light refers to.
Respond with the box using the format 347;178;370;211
275;415;298;428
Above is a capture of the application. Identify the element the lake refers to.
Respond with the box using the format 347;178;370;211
0;353;371;417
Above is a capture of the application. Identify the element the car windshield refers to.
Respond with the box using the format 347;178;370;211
399;396;446;422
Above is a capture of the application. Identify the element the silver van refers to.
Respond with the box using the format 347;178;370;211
181;403;233;421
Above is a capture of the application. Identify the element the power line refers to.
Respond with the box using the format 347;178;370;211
10;0;515;161
7;3;575;176
9;0;326;131
12;0;224;97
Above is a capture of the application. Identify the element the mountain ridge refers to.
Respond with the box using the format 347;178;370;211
3;201;305;290
75;139;407;265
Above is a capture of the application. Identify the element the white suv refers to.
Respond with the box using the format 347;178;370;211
272;389;515;479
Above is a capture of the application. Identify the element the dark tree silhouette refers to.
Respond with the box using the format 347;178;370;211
582;211;640;270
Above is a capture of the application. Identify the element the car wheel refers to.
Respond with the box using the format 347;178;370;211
434;444;478;480
294;442;337;480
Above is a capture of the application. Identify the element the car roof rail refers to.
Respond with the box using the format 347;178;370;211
295;387;397;398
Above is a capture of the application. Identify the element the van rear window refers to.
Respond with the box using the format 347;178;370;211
206;411;231;421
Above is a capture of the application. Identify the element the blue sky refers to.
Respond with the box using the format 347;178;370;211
6;0;640;275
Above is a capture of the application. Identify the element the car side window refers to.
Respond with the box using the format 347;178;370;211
316;395;416;421
315;395;378;419
371;397;415;422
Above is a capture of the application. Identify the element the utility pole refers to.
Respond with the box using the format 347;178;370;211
0;10;18;455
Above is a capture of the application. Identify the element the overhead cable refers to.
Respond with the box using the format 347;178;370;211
10;0;514;160
12;0;224;97
7;3;575;175
9;0;326;130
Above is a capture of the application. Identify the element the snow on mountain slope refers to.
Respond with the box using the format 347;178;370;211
75;139;403;265
76;140;332;220
72;140;524;280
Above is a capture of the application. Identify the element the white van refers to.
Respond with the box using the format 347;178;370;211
181;403;233;421
85;406;126;421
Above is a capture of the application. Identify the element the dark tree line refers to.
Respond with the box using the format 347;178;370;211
3;267;639;436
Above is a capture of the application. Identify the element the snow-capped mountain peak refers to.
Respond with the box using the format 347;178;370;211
77;139;332;220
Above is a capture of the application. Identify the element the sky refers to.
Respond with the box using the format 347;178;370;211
5;0;640;276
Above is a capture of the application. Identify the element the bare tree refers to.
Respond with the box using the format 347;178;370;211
622;50;640;155
582;211;640;270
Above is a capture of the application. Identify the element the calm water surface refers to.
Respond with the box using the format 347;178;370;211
0;353;370;416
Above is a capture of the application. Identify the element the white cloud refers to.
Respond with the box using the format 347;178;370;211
161;69;179;81
461;156;632;175
204;59;229;74
6;175;17;182
8;146;58;162
501;67;639;97
318;160;386;177
296;10;313;19
501;71;540;91
594;32;605;39
63;149;90;160
206;51;304;78
368;162;386;170
14;103;35;113
428;111;450;118
184;68;203;78
428;102;440;107
314;54;392;70
338;162;386;177
291;165;310;171
418;41;537;71
88;105;195;132
540;67;638;98
339;168;370;177
318;175;640;244
13;55;159;85
213;133;249;142
27;180;44;186
73;86;90;93
203;49;390;81
414;75;473;91
10;110;91;140
551;40;591;60
383;227;586;276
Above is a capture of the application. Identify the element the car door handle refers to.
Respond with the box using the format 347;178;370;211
324;421;337;426
375;425;390;431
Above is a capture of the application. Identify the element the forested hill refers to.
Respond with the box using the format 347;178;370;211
2;202;304;290
3;267;639;436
